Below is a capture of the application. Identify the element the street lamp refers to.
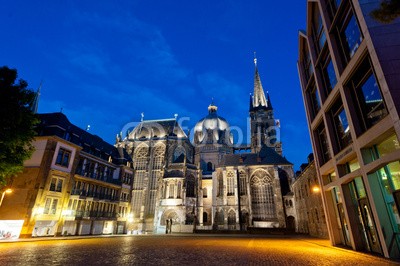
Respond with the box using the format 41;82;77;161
0;188;13;207
312;186;320;193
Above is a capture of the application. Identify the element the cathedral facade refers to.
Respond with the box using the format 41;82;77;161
116;59;295;233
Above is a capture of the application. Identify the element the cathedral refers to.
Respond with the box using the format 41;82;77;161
116;58;295;233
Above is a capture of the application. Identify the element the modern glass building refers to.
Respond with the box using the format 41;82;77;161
297;0;400;259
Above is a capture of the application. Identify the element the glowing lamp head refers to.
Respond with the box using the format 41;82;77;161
312;186;320;193
4;188;12;194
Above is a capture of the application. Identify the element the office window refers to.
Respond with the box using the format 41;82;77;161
329;99;352;152
337;10;362;62
315;123;331;164
308;82;321;120
347;57;388;134
55;147;71;167
322;57;337;92
312;6;326;54
302;45;313;83
328;0;342;18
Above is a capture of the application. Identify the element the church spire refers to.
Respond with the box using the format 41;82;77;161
252;55;268;109
31;81;42;114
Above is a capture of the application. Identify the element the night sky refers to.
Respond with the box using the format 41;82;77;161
1;1;310;170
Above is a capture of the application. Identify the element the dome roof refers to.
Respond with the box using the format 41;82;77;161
194;104;232;145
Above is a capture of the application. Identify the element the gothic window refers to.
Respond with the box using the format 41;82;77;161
133;171;145;190
134;145;148;170
186;175;195;197
250;170;276;221
169;183;175;198
228;210;236;225
227;171;235;196
131;191;142;216
217;172;224;197
173;146;186;161
152;144;165;169
177;182;182;199
239;171;247;195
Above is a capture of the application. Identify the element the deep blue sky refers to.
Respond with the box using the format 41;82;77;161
1;1;310;170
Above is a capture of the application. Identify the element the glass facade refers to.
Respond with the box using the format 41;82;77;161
343;15;362;58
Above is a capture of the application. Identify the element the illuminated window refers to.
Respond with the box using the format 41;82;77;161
250;170;276;221
152;145;165;169
43;198;58;215
134;146;148;170
55;147;71;167
49;177;63;192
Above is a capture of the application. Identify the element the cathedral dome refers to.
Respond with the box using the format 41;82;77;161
194;103;232;145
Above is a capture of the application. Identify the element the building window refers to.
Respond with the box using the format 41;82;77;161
227;172;235;196
315;123;331;164
329;99;352;153
250;170;276;221
328;0;342;18
302;45;314;83
44;198;58;215
207;162;213;172
337;10;362;62
307;82;321;119
312;6;326;54
134;146;148;170
49;177;63;192
55;148;71;167
169;183;175;198
322;56;337;93
347;57;388;134
152;145;165;169
177;182;181;199
239;171;247;196
203;212;208;224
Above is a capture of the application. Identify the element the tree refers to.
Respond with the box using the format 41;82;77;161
371;0;400;23
0;66;39;188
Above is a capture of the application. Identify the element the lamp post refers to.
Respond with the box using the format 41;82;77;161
0;188;13;207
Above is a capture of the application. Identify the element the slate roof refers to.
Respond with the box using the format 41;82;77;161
37;112;132;164
220;145;292;166
129;118;187;140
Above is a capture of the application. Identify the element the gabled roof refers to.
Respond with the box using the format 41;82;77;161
220;145;292;166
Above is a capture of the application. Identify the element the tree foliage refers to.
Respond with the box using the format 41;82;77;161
0;66;39;188
371;0;400;23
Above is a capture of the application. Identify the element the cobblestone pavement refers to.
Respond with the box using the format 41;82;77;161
0;234;398;265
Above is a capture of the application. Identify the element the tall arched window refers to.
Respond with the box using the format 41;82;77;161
227;171;235;196
239;171;247;195
177;182;182;199
186;175;195;197
250;170;276;221
169;183;175;198
134;145;148;170
152;144;165;169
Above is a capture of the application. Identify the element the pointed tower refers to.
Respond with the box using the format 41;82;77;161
31;82;42;114
249;56;282;154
